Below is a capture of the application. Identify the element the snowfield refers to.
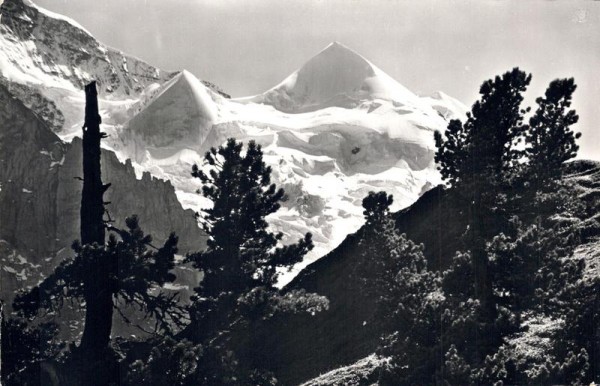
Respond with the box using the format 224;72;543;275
0;0;467;284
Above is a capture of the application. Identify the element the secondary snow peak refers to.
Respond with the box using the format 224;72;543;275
124;69;217;161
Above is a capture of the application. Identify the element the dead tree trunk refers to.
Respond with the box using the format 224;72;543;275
78;81;113;360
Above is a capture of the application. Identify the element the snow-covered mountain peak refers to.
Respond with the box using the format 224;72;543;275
0;3;467;283
309;40;372;71
248;41;425;113
123;69;219;162
0;0;170;96
429;90;449;100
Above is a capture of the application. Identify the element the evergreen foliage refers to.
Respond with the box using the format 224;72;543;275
355;192;443;384
487;217;583;315
368;69;594;385
14;216;183;333
9;217;184;385
7;81;185;386
526;78;581;186
434;68;531;194
130;138;328;384
186;139;323;336
433;69;535;342
188;139;313;297
126;337;202;386
0;317;62;385
362;191;394;228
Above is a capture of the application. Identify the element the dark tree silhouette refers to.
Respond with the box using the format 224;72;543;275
187;139;319;329
434;68;531;191
353;191;396;292
12;82;184;385
180;138;327;382
430;70;590;384
354;192;442;384
362;191;394;228
434;68;532;340
1;314;61;385
79;81;112;356
526;78;580;186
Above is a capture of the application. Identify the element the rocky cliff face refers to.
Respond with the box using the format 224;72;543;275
0;82;64;257
58;139;205;256
0;83;206;312
0;0;172;95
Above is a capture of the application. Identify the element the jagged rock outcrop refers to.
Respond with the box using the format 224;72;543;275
0;83;207;311
0;82;64;257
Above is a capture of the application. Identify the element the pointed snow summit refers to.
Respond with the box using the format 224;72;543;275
250;42;424;113
125;70;217;161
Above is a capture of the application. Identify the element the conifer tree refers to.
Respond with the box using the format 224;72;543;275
434;70;590;384
434;68;531;192
365;69;591;384
434;67;532;334
526;78;580;186
353;191;395;288
187;139;316;326
184;138;327;382
13;217;184;383
355;192;442;384
362;191;394;227
521;78;582;220
189;139;313;298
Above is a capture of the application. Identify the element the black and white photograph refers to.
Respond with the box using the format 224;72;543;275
0;0;599;384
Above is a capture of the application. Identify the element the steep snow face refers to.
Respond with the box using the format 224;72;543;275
0;0;225;135
123;70;218;163
248;42;427;113
0;0;167;96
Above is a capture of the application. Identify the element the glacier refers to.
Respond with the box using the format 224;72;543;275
0;0;467;284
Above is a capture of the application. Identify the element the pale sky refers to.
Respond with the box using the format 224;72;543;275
36;0;600;160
